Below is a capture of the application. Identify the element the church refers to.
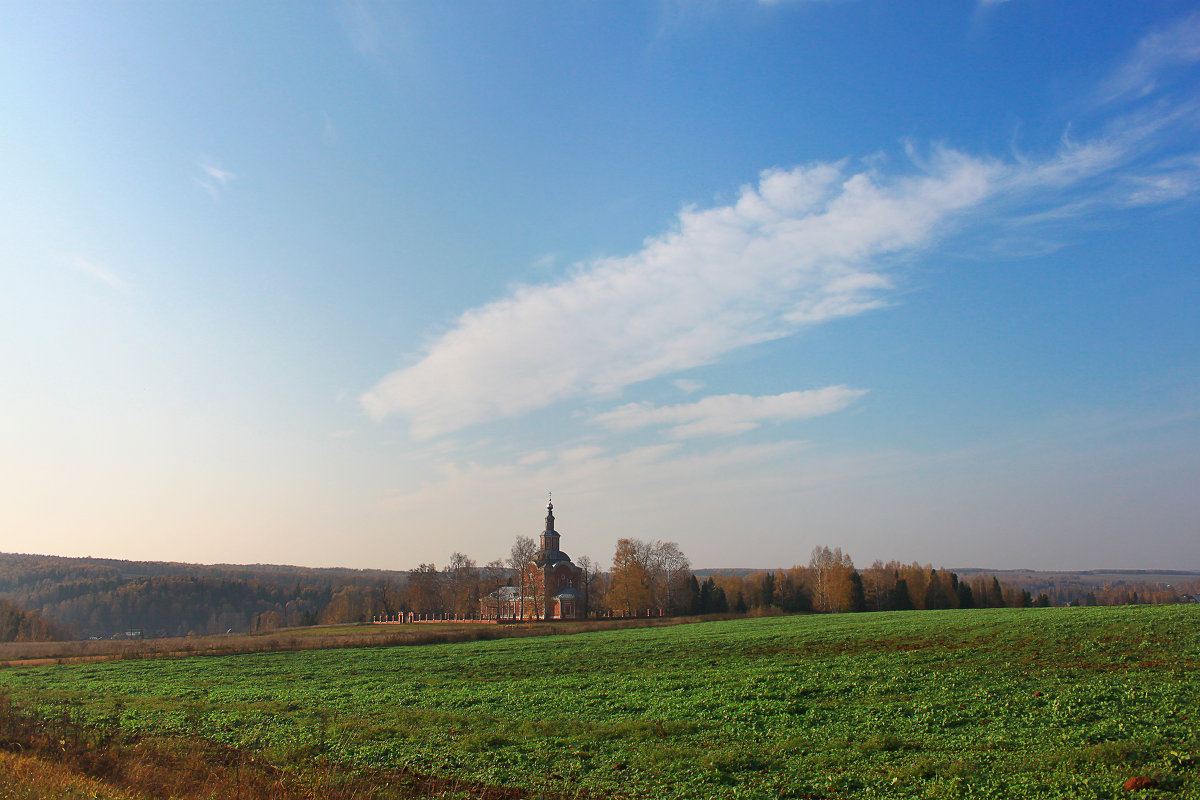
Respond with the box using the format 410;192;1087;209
480;498;586;621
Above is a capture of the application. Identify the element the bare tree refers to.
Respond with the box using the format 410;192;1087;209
652;541;691;613
481;559;509;595
508;536;539;621
444;552;478;616
406;563;442;613
576;555;603;617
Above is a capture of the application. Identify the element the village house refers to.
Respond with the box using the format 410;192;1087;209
481;499;585;621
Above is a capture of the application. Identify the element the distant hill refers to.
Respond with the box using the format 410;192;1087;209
0;552;410;584
0;552;412;638
951;568;1200;582
692;568;769;578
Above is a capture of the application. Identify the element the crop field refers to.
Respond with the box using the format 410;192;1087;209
0;606;1197;799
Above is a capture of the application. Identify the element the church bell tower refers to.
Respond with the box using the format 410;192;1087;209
541;496;561;553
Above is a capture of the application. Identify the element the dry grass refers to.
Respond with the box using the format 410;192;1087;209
0;750;144;800
0;615;731;667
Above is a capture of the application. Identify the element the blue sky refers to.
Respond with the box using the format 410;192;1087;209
2;2;1199;571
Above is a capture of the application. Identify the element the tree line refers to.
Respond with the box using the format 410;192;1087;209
693;547;1030;615
1;545;1195;641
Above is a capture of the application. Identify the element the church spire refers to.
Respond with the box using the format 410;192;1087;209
540;493;561;555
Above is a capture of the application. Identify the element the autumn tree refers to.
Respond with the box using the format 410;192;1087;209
606;539;694;615
321;585;367;623
608;538;653;614
0;599;70;642
752;571;776;609
809;546;862;613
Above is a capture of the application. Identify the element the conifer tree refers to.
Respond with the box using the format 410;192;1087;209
686;574;701;614
712;586;729;613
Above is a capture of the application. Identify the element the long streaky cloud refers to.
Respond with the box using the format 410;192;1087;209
363;152;995;438
363;15;1200;440
594;387;867;439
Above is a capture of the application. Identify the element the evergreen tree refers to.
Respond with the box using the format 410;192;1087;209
957;581;974;609
757;572;776;609
685;574;702;614
712;586;729;613
847;571;866;612
699;578;715;613
991;577;1006;608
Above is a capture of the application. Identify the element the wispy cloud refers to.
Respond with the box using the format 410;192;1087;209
195;158;235;199
595;387;867;438
363;17;1200;441
338;0;382;62
70;257;126;291
363;153;995;438
1094;11;1200;106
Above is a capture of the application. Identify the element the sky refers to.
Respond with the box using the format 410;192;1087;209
2;1;1199;573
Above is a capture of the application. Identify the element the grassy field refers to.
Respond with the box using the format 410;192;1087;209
0;606;1196;799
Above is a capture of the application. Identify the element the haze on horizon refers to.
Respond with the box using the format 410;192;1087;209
2;2;1199;573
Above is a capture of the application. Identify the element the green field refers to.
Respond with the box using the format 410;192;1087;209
1;606;1197;799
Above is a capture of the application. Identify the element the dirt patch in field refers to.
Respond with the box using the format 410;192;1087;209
1124;776;1158;791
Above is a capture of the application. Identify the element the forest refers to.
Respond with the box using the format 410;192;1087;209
0;543;1195;642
